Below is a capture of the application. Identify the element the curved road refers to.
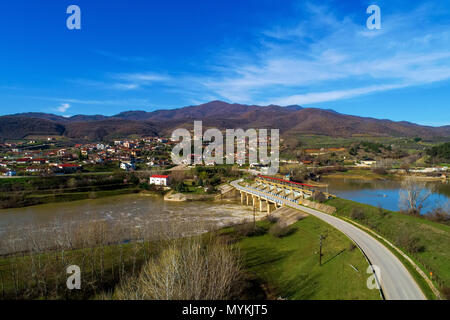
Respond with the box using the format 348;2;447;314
231;180;426;300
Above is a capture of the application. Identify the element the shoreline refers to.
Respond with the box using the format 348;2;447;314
323;172;448;182
0;186;237;211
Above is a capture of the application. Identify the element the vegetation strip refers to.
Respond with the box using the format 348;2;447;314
339;215;441;299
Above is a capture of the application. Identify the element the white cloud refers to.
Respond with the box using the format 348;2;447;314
56;103;70;113
69;2;450;108
195;2;450;105
268;83;410;105
69;72;170;92
110;72;171;90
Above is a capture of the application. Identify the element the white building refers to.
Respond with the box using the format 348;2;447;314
149;175;169;186
120;161;135;171
356;160;377;167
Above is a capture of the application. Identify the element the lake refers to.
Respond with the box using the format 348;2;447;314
321;177;450;213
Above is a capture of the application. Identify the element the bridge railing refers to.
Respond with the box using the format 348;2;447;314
234;182;301;206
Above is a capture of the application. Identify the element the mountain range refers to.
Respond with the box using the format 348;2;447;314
0;100;449;141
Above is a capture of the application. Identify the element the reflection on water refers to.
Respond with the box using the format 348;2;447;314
322;178;450;213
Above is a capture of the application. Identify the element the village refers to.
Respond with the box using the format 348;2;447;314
0;136;448;183
0;136;174;177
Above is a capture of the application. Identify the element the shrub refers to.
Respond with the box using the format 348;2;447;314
269;224;297;238
441;286;450;300
372;167;388;175
139;182;150;190
350;208;366;221
113;236;242;300
424;208;450;225
313;191;327;203
395;233;425;254
376;204;388;218
234;222;267;237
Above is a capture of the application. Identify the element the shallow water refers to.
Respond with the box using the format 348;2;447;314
0;194;260;241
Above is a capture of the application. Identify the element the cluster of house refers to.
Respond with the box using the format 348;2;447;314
0;157;82;176
0;136;175;176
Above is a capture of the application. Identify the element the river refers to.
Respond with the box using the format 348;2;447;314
2;178;448;254
0;194;262;254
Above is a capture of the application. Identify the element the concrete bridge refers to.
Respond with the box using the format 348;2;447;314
238;175;334;214
231;178;426;300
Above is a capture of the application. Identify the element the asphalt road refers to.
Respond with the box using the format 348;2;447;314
231;180;426;300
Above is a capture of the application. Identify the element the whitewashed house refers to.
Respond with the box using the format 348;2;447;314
149;175;169;186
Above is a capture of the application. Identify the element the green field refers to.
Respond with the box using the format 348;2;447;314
327;198;450;297
0;214;381;300
287;134;444;149
226;217;381;300
0;241;153;300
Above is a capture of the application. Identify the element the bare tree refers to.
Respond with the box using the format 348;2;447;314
113;235;242;300
399;177;431;215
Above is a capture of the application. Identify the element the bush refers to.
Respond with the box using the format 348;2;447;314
269;224;297;238
395;233;425;254
376;204;388;218
267;215;279;223
424;208;450;225
113;236;242;300
234;222;267;237
372;167;388;175
350;208;366;221
313;191;327;203
426;142;450;161
441;286;450;300
139;182;150;190
174;182;187;193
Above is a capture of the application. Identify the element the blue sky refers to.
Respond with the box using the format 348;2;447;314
0;0;449;126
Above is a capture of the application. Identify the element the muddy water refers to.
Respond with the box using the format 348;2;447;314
0;194;265;234
0;193;265;254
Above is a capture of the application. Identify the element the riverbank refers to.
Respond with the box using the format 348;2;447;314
0;173;145;209
322;168;448;182
0;213;381;300
164;184;238;202
0;186;142;209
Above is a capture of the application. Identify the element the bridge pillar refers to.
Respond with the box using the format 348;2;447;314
246;193;250;206
240;191;244;204
259;197;264;212
266;200;272;214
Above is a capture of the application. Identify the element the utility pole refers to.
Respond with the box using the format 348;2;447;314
253;201;256;230
319;235;325;266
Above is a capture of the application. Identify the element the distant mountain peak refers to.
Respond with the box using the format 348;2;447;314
284;105;303;111
1;100;449;141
